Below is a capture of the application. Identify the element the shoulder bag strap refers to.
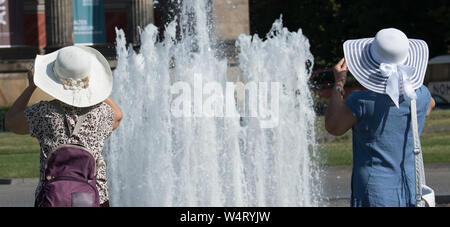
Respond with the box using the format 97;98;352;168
411;99;426;206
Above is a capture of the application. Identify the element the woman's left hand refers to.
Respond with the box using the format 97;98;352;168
333;58;348;88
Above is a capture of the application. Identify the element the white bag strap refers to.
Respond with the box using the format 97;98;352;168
411;99;426;206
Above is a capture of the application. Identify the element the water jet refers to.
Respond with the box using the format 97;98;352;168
105;0;322;207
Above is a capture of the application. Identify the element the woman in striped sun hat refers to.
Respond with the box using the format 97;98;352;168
325;28;435;207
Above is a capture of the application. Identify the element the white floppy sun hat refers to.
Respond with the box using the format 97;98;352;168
343;28;429;107
34;45;113;108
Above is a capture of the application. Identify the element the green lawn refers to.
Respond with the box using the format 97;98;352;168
318;109;450;166
1;109;449;178
0;133;40;178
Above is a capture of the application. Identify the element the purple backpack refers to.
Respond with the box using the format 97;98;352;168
35;103;100;207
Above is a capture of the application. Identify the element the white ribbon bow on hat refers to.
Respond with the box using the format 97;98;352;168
381;63;417;108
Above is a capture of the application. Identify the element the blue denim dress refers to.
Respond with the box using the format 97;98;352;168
344;85;431;207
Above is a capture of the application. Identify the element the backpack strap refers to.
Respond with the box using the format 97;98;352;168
41;102;90;160
72;113;88;137
52;101;90;137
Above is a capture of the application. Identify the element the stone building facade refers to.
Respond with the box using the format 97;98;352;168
0;0;250;107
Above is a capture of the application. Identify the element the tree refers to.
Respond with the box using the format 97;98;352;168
249;0;450;87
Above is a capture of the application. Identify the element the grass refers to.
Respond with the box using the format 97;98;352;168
317;109;450;166
317;141;353;166
0;133;40;178
0;110;449;178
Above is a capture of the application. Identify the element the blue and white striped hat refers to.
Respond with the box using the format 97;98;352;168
343;28;429;99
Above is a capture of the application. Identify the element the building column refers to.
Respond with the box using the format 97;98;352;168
45;0;74;51
127;0;154;45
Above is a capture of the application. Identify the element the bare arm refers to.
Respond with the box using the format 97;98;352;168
104;97;123;130
325;58;357;136
426;97;435;116
5;68;36;135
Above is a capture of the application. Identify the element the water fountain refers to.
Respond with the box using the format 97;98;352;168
104;0;322;206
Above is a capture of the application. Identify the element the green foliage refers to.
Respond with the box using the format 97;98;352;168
313;95;330;116
250;0;450;85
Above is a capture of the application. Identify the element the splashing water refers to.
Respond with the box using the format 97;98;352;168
104;0;322;206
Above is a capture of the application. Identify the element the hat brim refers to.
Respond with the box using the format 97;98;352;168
34;46;113;108
343;38;428;94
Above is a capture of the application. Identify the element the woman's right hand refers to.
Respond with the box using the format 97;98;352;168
5;65;37;135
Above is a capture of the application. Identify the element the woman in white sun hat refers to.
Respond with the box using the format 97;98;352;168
325;28;435;207
5;46;123;207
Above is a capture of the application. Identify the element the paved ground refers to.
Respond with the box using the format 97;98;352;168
1;163;449;207
321;163;450;207
0;178;37;207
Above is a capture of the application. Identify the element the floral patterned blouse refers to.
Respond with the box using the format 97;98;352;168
24;100;114;204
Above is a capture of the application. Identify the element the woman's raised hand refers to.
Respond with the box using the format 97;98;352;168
28;65;36;90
